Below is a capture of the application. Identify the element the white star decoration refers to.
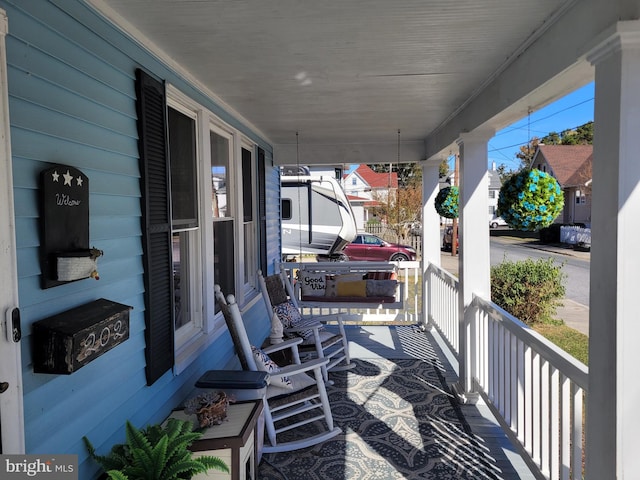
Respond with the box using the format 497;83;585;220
52;171;59;182
76;176;83;187
63;170;73;186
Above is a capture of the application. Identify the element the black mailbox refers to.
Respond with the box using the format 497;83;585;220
32;298;132;374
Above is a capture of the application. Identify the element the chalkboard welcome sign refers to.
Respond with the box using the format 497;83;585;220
40;164;93;289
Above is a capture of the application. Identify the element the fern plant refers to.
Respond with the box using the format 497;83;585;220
84;418;228;480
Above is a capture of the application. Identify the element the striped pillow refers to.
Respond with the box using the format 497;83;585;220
365;271;397;280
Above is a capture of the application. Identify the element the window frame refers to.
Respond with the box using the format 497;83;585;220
155;84;262;374
166;87;209;372
239;139;258;298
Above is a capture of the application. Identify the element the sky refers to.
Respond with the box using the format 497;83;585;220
486;82;595;171
345;81;595;175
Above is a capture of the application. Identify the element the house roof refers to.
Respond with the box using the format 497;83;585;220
353;165;398;189
488;170;502;190
534;145;593;187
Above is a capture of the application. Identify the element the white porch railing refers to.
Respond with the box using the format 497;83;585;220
426;262;589;480
425;262;460;353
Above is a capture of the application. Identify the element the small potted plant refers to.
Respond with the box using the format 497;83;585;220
434;186;459;219
497;169;564;231
84;417;228;480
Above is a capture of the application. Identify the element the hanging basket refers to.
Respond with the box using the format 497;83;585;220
434;186;459;219
497;169;564;231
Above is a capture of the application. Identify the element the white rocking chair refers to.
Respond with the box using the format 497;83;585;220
258;268;354;383
214;285;341;453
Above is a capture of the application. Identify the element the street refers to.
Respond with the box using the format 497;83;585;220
489;234;590;307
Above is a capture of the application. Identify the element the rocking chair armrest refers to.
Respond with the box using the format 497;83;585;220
284;321;323;335
305;313;345;325
261;337;303;356
276;357;329;377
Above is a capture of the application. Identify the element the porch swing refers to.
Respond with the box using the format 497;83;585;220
281;130;406;313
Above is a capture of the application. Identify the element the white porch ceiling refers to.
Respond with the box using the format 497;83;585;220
92;0;614;164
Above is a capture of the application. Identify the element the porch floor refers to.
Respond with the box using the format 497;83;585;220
344;324;537;479
258;324;537;479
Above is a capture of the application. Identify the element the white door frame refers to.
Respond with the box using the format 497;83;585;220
0;8;25;454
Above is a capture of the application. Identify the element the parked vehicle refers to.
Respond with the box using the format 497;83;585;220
489;216;508;228
330;233;416;262
442;225;458;252
281;175;357;261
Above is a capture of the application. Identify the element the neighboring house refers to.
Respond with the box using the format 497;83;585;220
343;165;398;227
531;145;593;225
488;166;502;219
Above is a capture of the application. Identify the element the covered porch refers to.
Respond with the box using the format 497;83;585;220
0;2;636;479
277;256;585;479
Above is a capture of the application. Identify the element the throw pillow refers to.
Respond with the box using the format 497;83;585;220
273;300;302;329
337;280;367;297
324;273;366;297
366;279;398;297
365;271;398;280
251;346;293;389
298;271;326;296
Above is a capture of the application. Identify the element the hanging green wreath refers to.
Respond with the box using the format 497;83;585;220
435;186;459;219
497;169;564;231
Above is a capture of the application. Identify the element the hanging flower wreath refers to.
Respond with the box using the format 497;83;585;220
434;186;459;219
497;169;564;231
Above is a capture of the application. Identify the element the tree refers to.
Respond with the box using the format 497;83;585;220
368;163;422;189
368;181;422;240
515;136;541;169
541;121;593;145
439;158;450;178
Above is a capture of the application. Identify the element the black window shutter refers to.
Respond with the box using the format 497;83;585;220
258;147;267;274
135;68;175;386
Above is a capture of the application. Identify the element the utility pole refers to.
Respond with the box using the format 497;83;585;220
452;154;459;257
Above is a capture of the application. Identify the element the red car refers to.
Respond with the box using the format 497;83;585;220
336;233;417;262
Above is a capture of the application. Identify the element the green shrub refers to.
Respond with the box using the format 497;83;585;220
491;257;565;325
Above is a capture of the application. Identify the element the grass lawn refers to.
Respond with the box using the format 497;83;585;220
533;323;589;365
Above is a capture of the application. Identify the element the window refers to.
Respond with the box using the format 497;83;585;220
241;145;257;290
352;177;357;186
210;132;258;306
489;206;495;215
136;70;261;382
167;100;203;353
211;128;235;310
576;190;586;204
281;199;292;220
489;190;496;199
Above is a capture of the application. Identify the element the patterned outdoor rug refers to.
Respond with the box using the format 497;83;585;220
258;356;502;480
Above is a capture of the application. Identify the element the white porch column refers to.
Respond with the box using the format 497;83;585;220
422;159;443;268
456;130;493;395
586;21;640;480
422;159;443;329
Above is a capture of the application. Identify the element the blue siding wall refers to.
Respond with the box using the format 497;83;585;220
1;1;276;478
264;151;283;274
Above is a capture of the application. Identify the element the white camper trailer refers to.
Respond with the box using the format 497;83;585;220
281;175;357;261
